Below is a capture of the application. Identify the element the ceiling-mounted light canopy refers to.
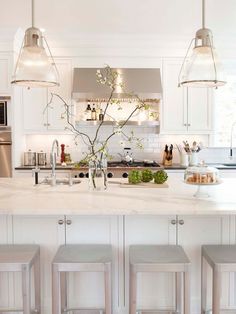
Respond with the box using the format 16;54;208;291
179;0;226;88
11;0;59;88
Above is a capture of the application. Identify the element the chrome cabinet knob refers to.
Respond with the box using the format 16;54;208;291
171;219;177;225
58;219;64;225
66;219;72;225
179;219;185;225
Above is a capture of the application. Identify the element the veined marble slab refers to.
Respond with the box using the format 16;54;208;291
0;176;235;215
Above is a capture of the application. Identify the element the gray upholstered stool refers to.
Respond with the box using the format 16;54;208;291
52;244;112;314
201;245;236;314
0;244;40;314
129;245;191;314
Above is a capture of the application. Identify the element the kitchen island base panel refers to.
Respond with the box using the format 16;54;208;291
0;214;231;314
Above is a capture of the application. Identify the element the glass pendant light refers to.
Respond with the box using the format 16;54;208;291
179;0;226;88
11;0;59;87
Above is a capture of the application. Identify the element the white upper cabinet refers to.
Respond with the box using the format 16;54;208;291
162;59;187;133
0;55;12;95
47;59;72;131
22;87;48;131
187;87;212;132
161;58;212;134
22;58;72;133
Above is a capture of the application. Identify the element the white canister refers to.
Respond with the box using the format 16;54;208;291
180;153;189;167
189;152;199;166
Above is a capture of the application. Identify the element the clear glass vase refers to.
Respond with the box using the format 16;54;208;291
88;154;107;191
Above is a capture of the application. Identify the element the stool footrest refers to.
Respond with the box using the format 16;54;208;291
0;309;39;313
203;309;236;314
63;308;104;314
137;310;178;314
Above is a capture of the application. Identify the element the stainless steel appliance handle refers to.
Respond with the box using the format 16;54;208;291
0;142;12;145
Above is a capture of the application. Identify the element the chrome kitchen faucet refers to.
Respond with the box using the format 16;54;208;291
230;122;236;159
50;139;59;186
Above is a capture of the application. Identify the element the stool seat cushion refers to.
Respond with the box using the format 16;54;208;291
52;244;112;264
202;245;236;264
130;245;190;265
0;244;39;264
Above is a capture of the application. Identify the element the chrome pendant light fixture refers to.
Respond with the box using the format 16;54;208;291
11;0;59;87
178;0;226;88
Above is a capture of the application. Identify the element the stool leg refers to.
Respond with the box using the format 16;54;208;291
34;254;41;313
129;265;137;314
201;255;207;314
105;263;112;314
176;272;183;314
52;264;61;314
22;265;31;314
212;269;221;314
184;270;190;314
60;272;67;312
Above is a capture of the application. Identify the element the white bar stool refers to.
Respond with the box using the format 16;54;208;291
201;245;236;314
129;245;191;314
0;244;40;314
52;244;112;314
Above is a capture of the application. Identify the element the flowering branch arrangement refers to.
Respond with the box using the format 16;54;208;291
45;66;150;188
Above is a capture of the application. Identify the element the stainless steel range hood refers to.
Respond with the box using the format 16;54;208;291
72;68;162;101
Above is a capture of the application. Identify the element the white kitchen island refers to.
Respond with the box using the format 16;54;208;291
0;175;236;314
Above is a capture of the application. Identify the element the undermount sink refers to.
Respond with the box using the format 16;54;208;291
42;177;81;186
222;163;236;167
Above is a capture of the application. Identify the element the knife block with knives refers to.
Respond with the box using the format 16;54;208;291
162;144;173;166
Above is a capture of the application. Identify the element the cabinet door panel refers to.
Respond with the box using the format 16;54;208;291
178;215;230;314
162;59;187;133
0;56;11;94
11;215;64;314
125;215;176;311
188;88;211;132
65;215;119;311
47;59;72;130
0;215;9;309
23;88;48;131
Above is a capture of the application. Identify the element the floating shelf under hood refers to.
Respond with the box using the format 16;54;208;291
72;68;162;101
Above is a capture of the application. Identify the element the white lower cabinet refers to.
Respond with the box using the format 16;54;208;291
178;215;231;314
65;215;120;313
0;215;10;310
11;215;65;314
124;215;176;313
0;214;234;314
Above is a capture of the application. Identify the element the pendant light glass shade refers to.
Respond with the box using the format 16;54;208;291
180;45;226;87
11;1;59;88
179;0;226;88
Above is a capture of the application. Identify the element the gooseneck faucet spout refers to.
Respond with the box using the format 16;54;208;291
50;139;59;185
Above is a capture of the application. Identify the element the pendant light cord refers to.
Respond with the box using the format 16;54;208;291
31;0;35;27
202;0;205;29
202;0;205;28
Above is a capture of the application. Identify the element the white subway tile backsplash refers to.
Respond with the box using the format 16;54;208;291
22;129;234;166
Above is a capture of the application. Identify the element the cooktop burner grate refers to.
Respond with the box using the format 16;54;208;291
107;161;161;167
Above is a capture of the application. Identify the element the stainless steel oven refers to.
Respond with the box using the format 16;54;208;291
0;101;7;126
0;127;12;177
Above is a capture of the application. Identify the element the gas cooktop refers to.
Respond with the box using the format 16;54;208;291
107;161;161;168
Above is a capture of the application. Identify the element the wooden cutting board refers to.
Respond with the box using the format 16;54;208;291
120;182;169;188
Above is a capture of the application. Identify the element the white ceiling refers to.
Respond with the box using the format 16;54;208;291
0;0;235;43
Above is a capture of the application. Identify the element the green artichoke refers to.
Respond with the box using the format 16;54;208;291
128;170;142;184
153;170;168;184
141;169;153;182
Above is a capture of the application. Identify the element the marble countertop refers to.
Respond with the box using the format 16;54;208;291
14;163;236;171
0;175;236;215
